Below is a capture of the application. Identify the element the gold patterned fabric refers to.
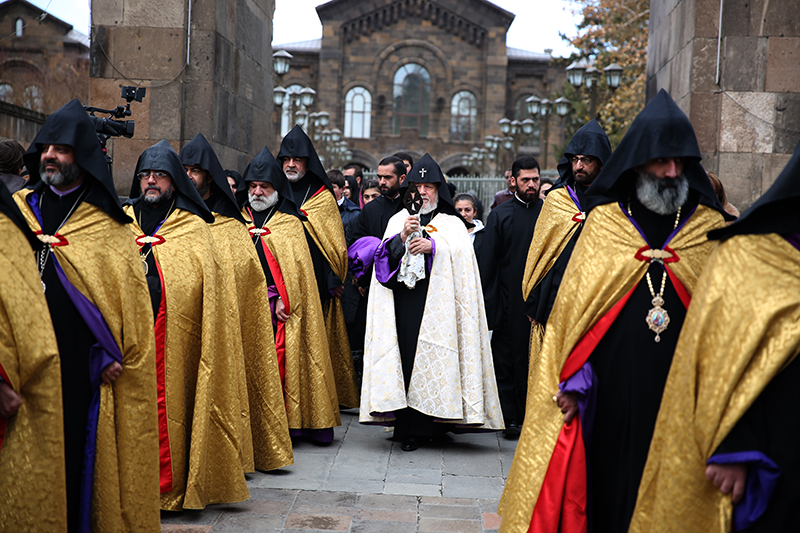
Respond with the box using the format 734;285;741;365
302;190;359;408
124;205;249;511
254;209;341;431
210;213;293;472
522;187;582;301
0;212;67;532
15;191;161;531
630;234;800;532
498;202;725;532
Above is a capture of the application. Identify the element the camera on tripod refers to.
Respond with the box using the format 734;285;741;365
84;86;146;139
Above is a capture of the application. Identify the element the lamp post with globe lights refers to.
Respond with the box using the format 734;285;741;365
525;95;571;169
565;58;623;119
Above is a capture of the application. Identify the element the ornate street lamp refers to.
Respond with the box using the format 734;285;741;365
566;59;589;89
604;63;624;90
272;50;293;76
273;86;287;106
300;87;316;107
498;118;511;135
554;97;570;117
526;94;541;116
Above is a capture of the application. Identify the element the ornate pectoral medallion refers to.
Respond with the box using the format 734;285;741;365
645;295;670;342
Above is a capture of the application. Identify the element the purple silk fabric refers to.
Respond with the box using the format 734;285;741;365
784;233;800;253
348;236;381;280
707;452;781;531
374;234;436;284
267;285;279;329
29;191;123;533
290;427;334;443
559;361;598;449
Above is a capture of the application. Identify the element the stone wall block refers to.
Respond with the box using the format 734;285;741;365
236;0;265;65
250;106;270;154
761;0;800;36
773;92;800;154
186;29;215;82
182;80;215;140
190;0;216;32
762;152;793;191
106;138;158;194
721;1;752;37
673;42;693;100
695;0;720;38
721;36;768;92
690;38;719;93
91;0;124;26
717;151;764;208
235;99;255;152
111;28;186;81
214;33;234;91
690;91;720;153
765;37;800;92
148;82;183;140
720;91;776;153
123;0;185;28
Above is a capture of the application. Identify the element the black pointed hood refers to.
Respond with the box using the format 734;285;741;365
399;152;467;223
276;125;331;190
710;139;800;240
23;99;131;224
179;133;245;222
0;179;40;251
239;146;304;219
554;119;612;189
583;89;723;215
128;140;214;223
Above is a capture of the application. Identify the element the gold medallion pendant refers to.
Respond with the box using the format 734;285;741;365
645;295;670;342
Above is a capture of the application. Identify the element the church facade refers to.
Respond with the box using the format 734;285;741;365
273;0;567;174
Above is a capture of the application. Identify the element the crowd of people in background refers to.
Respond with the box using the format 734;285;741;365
1;86;797;533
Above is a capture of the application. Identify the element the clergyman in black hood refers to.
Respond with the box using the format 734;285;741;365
124;140;251;510
12;98;160;530
276;125;359;409
500;89;728;532
179;133;293;473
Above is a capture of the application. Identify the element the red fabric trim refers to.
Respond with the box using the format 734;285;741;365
153;260;173;493
261;238;289;388
528;417;588;533
665;265;691;309
34;230;68;246
135;234;166;247
560;284;638;381
571;212;586;223
0;363;9;453
634;245;679;264
310;185;327;198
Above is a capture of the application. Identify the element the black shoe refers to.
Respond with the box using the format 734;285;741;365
503;421;521;438
401;437;420;451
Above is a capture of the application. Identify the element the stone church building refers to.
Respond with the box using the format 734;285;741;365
274;0;567;174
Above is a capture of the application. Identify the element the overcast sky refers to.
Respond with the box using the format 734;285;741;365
21;0;580;58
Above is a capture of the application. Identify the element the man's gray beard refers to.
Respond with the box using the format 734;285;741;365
635;171;689;215
419;196;438;215
142;184;175;206
285;168;306;183
249;190;279;211
40;161;82;187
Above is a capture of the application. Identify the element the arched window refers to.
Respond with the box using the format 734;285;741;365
515;94;539;147
450;90;477;142
392;63;430;136
344;86;371;139
280;83;304;137
23;85;43;112
14;18;23;38
0;83;13;103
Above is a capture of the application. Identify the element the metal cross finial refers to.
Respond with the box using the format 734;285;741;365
419;168;427;178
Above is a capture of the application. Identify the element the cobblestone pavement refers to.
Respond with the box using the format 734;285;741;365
161;409;518;532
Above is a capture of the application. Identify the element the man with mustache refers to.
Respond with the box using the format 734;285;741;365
277;126;359;416
12;100;159;531
125;140;250;511
239;147;341;445
499;90;729;533
480;156;543;438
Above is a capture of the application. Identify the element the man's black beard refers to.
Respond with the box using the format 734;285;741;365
142;184;175;207
635;171;689;215
381;182;400;197
40;159;82;187
195;176;211;198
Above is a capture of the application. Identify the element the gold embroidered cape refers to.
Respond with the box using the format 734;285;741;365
124;205;249;511
498;202;724;532
302;190;359;408
15;191;161;531
209;213;292;472
0;212;67;532
630;233;800;532
252;209;341;431
522;187;583;301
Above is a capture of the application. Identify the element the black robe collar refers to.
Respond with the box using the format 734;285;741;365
179;133;245;222
22;99;131;224
127;140;214;223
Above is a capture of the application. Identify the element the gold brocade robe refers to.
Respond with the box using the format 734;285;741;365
301;190;359;408
246;208;341;431
14;191;161;532
209;213;292;472
124;205;249;511
630;234;800;532
498;202;725;533
0;212;67;532
521;187;585;390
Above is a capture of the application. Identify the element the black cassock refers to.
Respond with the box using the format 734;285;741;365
587;194;696;532
377;209;449;440
479;195;542;425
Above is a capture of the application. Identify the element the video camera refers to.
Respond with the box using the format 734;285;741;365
84;86;146;177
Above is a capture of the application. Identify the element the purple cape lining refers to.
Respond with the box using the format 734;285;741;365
707;451;781;530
